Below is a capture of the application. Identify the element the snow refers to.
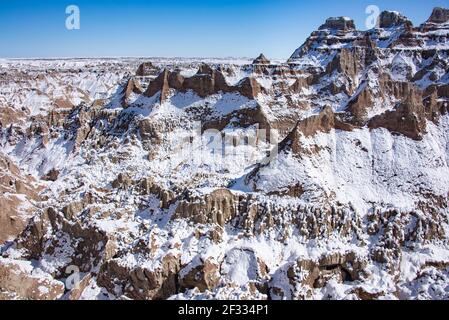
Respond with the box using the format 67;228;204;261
255;77;273;90
1;25;448;300
221;249;260;286
289;50;337;70
224;67;251;86
78;278;116;300
390;52;417;81
255;115;449;216
38;285;50;294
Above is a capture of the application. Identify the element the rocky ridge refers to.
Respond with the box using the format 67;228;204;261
0;8;448;300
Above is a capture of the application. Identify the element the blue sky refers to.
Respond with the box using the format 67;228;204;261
0;0;447;58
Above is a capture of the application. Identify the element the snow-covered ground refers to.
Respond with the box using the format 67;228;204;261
1;8;449;301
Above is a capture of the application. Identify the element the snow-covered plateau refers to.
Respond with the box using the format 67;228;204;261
0;8;448;300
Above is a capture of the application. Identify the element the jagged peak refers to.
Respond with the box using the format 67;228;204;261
378;10;413;28
318;17;356;31
196;63;214;75
252;53;270;65
135;61;155;77
426;7;449;24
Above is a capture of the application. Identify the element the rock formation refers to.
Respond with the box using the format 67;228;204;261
378;11;413;29
0;7;449;301
319;17;356;31
136;61;156;76
427;7;449;24
252;54;270;65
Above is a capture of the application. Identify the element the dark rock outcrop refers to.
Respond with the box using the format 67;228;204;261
253;54;271;65
179;258;220;292
378;11;412;29
0;258;65;300
0;154;41;245
426;7;449;24
143;66;263;101
270;252;368;299
282;107;354;154
182;66;231;97
122;77;143;106
14;206;116;274
43;168;60;182
136;62;156;76
174;189;241;227
98;254;180;300
319;17;356;31
144;69;171;102
237;77;263;99
368;93;427;140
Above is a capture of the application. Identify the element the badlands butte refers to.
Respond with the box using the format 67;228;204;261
0;8;449;300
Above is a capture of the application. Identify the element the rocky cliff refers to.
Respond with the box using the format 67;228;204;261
0;8;448;300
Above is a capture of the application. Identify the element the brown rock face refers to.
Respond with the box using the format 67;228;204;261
196;63;214;75
296;106;337;137
54;97;74;110
271;252;367;299
252;54;271;65
0;153;41;245
182;65;231;97
289;77;311;93
319;17;356;31
98;254;180;300
378;11;412;29
366;206;447;275
283;107;354;152
122;77;143;107
0;258;65;300
168;71;185;90
437;84;449;98
344;72;433;128
346;84;374;124
353;33;378;50
427;7;449;24
0;105;27;127
368;93;427;140
145;66;234;100
0;195;29;245
326;49;360;89
237;77;262;99
68;105;108;150
15;207;115;274
179;258;220;292
111;173;133;189
136;62;155;76
43;168;59;182
138;177;175;209
183;73;218;98
174;189;241;227
138;118;164;146
144;69;171;102
174;188;361;240
47;109;71;128
202;103;270;139
141;65;266;102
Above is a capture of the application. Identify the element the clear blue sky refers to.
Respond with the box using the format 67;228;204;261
0;0;447;58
